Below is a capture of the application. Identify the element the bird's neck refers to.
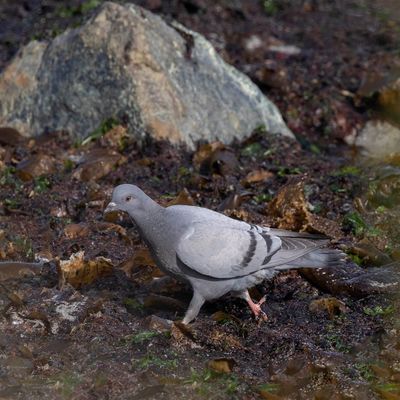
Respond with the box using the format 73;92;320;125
130;201;164;242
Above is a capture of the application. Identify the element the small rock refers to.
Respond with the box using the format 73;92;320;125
93;221;129;242
143;294;186;312
0;127;25;146
267;179;314;231
0;261;42;282
63;223;91;240
24;309;51;333
350;239;392;266
18;344;34;360
193;141;238;176
193;142;225;166
119;247;158;279
55;300;87;322
170;321;200;349
86;181;104;202
103;209;125;223
35;249;54;262
309;297;348;319
217;192;251;211
16;154;56;181
58;251;114;288
72;149;125;182
241;169;274;186
207;358;235;373
268;180;342;238
148;276;184;295
100;125;128;149
254;63;287;90
7;291;24;308
143;315;173;333
87;199;104;208
167;188;195;206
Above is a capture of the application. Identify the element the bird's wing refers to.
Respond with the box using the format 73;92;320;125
176;223;282;279
176;224;330;279
264;235;328;268
268;228;328;240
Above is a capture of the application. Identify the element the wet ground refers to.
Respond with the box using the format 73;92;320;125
1;1;400;399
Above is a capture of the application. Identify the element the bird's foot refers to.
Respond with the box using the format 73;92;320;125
247;295;268;322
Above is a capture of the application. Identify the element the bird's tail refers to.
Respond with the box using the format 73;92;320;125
275;247;346;270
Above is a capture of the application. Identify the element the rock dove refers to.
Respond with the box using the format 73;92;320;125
105;184;345;324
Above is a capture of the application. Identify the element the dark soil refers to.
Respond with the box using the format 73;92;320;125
0;1;400;400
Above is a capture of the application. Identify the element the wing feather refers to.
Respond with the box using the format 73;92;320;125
176;224;329;279
260;236;327;267
176;223;281;279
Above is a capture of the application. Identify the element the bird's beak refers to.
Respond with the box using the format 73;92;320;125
104;201;118;214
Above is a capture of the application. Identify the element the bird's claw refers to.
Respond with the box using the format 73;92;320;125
254;305;268;322
247;295;268;322
255;295;268;321
257;310;269;322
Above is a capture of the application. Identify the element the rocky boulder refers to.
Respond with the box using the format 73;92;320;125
301;262;400;298
352;67;400;159
352;120;400;159
0;2;293;148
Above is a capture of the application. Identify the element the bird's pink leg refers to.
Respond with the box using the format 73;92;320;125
242;291;268;321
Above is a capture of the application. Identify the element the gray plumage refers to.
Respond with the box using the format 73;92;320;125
105;184;345;324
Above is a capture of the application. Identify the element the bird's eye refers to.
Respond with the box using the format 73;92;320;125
125;196;132;202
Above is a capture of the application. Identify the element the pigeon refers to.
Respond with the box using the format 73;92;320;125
105;184;345;324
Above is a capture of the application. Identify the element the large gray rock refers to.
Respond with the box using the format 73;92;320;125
0;2;293;148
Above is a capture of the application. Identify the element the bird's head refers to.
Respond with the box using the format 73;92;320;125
104;184;154;217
